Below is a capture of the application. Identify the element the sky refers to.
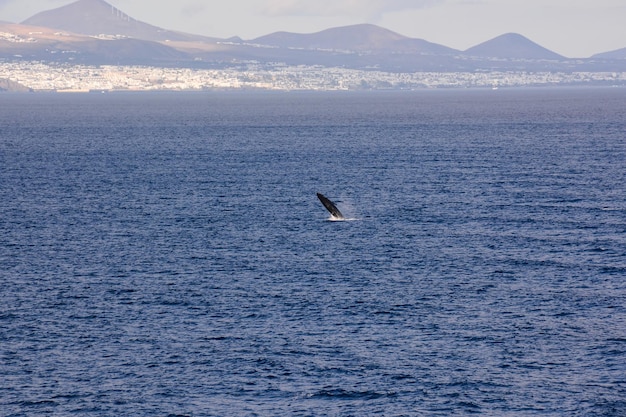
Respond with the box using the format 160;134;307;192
0;0;625;57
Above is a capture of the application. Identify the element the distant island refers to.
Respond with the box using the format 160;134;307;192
1;0;625;92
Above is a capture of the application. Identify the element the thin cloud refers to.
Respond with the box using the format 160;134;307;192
260;0;444;19
1;0;66;4
181;3;207;18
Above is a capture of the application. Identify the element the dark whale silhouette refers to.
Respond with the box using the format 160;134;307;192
317;193;344;219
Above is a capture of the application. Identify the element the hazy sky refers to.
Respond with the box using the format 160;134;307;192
1;0;624;57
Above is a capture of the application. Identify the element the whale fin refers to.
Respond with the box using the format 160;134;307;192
317;192;344;219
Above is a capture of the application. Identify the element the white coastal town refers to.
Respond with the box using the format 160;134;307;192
1;61;625;92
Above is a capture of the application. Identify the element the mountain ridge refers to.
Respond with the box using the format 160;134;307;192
2;0;624;71
251;23;458;55
17;0;565;59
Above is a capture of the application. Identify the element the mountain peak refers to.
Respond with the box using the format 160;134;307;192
251;23;455;55
312;23;409;43
21;0;210;42
464;33;564;60
23;0;133;29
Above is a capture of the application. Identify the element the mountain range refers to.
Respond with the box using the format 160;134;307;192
1;0;624;71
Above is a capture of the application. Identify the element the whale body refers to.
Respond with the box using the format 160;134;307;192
317;192;344;219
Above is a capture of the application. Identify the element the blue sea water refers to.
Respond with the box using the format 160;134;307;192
1;88;625;416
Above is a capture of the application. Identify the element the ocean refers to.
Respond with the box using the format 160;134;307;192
1;88;625;416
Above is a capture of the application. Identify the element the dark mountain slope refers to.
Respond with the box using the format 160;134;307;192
0;22;189;65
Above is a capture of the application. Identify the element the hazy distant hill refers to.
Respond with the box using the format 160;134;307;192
252;24;458;55
464;33;564;60
22;0;216;43
592;47;626;60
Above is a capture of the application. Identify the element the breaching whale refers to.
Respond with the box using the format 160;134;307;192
317;192;344;219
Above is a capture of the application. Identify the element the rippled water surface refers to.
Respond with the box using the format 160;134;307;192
1;89;626;416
